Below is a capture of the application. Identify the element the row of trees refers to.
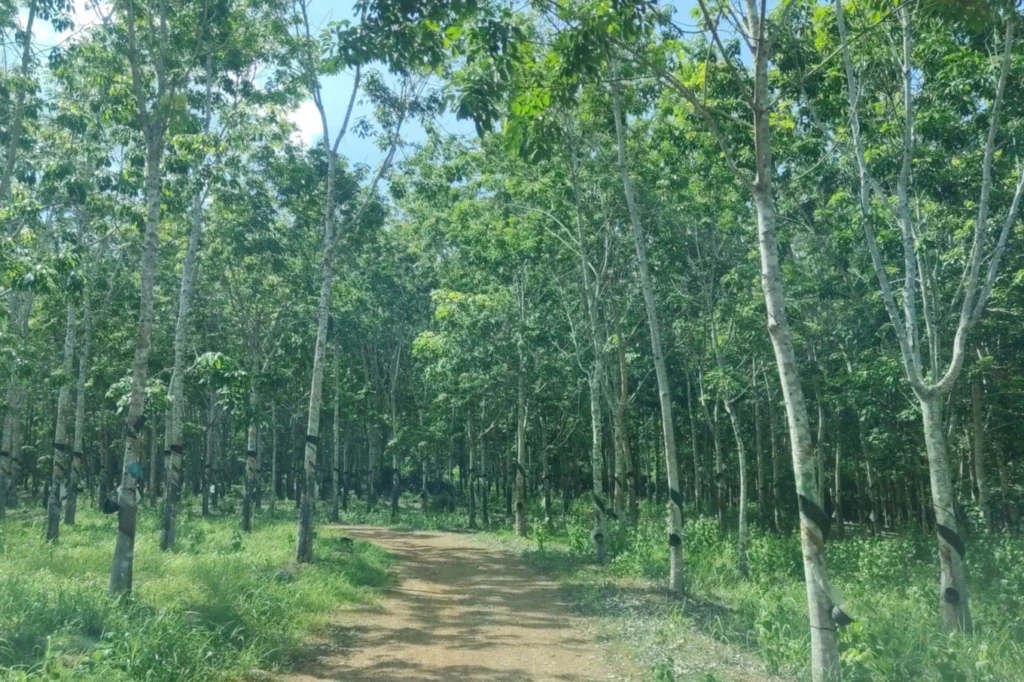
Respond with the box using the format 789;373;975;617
3;1;1024;680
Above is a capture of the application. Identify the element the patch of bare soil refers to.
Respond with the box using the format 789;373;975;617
283;526;637;682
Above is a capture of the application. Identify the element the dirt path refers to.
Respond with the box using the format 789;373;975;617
285;526;637;682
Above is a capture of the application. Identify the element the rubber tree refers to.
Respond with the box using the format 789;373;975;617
46;301;76;542
161;49;214;550
610;67;683;591
65;295;91;525
832;0;1024;631
111;0;204;595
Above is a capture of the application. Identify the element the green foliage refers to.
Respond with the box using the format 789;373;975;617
0;506;392;681
509;502;1024;681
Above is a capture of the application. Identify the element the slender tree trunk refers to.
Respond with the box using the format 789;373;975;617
65;297;91;525
242;385;258;532
515;354;528;536
202;394;215;516
611;74;683;589
480;433;489;526
2;294;34;516
331;338;342;523
834;442;844;539
971;376;992;532
296;148;338;562
98;419;110;511
611;303;637;525
468;416;477;529
921;394;972;630
0;2;36;202
815;381;827;509
686;375;701;514
587;370;607;562
723;398;748;577
754;372;768;529
47;302;76;542
752;123;840;677
110;134;165;594
996;445;1016;530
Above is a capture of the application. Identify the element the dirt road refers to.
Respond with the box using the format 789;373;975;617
285;526;637;682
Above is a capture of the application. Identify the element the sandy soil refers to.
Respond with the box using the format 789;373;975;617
283;526;637;682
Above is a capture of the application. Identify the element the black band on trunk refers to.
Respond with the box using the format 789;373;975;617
306;435;319;446
798;494;831;542
669;533;682;547
170;444;184;454
669;488;684;509
937;524;966;559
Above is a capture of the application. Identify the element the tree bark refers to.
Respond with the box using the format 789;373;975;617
242;387;258;533
202;394;215;516
611;72;683;589
47;302;76;542
921;394;972;630
0;2;36;202
722;397;748;577
331;338;342;523
971;376;992;532
468;416;477;529
65;297;91;525
110;137;164;594
834;442;844;539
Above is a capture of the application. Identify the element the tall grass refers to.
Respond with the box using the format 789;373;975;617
0;503;392;681
508;500;1024;681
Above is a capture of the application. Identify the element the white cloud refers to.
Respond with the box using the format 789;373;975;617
287;100;323;147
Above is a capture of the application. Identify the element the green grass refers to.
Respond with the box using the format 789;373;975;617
479;499;1024;682
0;501;393;681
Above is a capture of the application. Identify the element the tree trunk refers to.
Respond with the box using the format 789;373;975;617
587;370;607;562
65;297;91;525
611;74;682;589
296;145;339;562
47;302;76;542
921;394;972;631
2;294;34;516
110;135;164;595
480;433;490;526
753;162;840;677
331;339;342;523
468;416;477;529
971;376;992;532
0;2;35;201
242;385;258;532
834;442;844;539
202;394;215;516
686;375;701;514
754;372;768;529
515;356;528;536
723;398;748;578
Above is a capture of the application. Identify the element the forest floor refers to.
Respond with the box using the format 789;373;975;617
283;526;778;682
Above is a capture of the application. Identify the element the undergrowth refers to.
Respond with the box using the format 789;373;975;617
0;502;393;681
490;499;1024;681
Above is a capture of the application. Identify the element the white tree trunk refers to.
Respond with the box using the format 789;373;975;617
331;339;342;523
47;302;76;541
1;292;33;516
242;382;259;532
110;140;164;594
65;297;91;525
610;74;682;584
921;394;971;630
0;3;35;202
723;398;748;578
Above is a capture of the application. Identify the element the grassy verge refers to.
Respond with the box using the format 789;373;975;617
0;503;393;682
347;494;1024;682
